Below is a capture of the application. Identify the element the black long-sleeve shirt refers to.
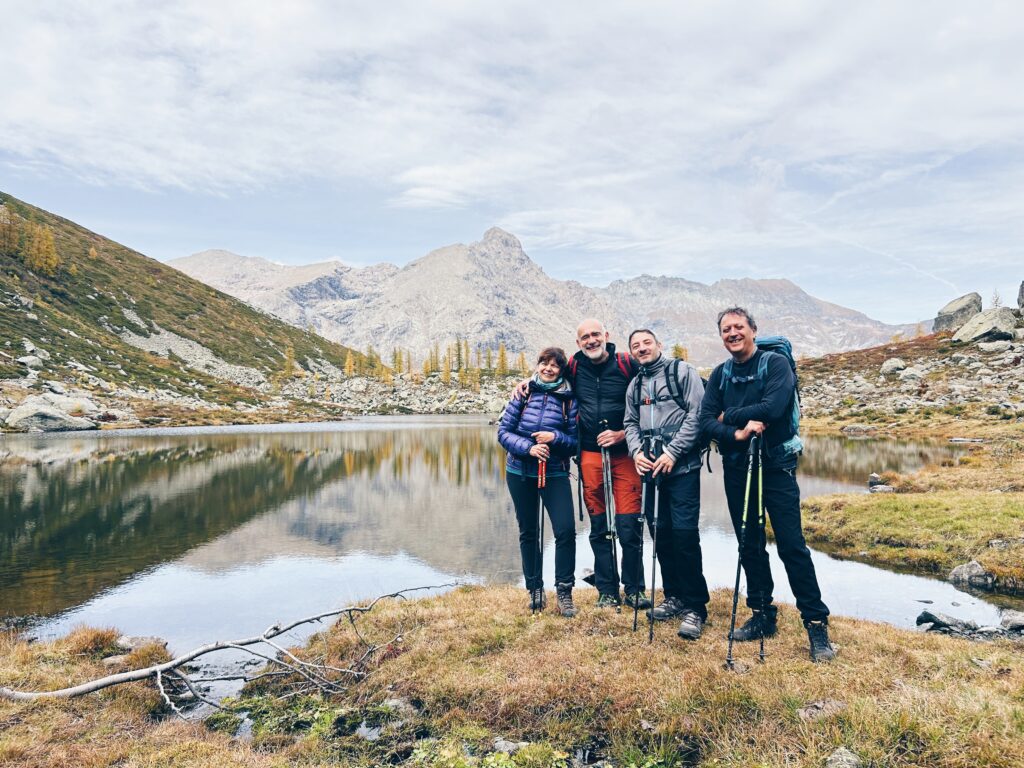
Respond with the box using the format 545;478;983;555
699;350;796;466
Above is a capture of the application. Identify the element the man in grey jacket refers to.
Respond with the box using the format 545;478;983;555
624;329;710;640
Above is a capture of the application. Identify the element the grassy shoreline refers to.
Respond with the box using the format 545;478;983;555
3;587;1024;767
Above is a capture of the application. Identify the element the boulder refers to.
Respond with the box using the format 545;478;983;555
978;340;1011;354
952;307;1016;343
948;560;996;591
898;367;925;381
916;610;978;633
934;292;982;332
116;635;168;652
867;472;883;487
880;358;906;375
1000;609;1024;631
17;355;43;369
5;403;96;432
869;485;895;494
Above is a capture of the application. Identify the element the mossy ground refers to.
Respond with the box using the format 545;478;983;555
3;588;1024;767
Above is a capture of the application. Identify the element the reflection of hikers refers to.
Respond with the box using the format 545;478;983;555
567;319;647;609
498;347;579;616
699;307;835;662
624;329;709;640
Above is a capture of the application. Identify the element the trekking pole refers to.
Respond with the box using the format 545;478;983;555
726;434;759;669
757;439;767;663
536;458;547;615
647;438;662;644
599;420;621;612
633;436;649;633
575;446;584;522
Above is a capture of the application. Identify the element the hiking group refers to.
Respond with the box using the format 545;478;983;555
496;308;836;663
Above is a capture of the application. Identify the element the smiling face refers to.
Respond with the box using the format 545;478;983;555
576;319;610;362
628;331;661;365
719;312;757;362
536;356;562;383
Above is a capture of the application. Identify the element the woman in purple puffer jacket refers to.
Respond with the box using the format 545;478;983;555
497;346;579;616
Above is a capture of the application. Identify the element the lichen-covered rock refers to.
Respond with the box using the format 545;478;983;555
952;307;1017;343
5;403;97;432
825;747;863;768
880;358;906;375
1000;609;1024;631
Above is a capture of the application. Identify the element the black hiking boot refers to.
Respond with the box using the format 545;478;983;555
676;610;704;640
624;590;652;610
730;611;778;642
647;595;685;621
805;620;836;662
556;583;577;618
595;592;622;608
529;587;546;613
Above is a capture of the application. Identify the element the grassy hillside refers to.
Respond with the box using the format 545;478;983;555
0;191;365;403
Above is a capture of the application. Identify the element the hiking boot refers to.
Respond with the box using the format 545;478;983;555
730;611;778;642
595;592;622;608
529;587;546;612
805;620;836;662
624;590;652;610
676;610;704;640
647;595;686;621
556;583;577;618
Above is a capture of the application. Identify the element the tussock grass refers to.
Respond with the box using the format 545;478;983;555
3;587;1024;767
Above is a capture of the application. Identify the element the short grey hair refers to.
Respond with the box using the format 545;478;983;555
716;307;757;332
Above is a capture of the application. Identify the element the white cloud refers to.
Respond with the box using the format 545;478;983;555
2;1;1023;321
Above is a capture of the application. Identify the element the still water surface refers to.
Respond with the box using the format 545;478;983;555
0;416;1009;659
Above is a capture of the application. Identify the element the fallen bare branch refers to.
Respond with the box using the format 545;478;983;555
0;582;457;703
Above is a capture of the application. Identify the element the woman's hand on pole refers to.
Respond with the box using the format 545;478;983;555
529;444;550;459
531;431;555;445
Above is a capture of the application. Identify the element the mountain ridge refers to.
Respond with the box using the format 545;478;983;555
172;228;924;366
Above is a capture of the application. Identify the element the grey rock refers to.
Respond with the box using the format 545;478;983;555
869;485;895;493
867;472;883;487
978;340;1011;354
825;746;863;768
1000;609;1024;631
797;699;847;721
898;367;925;381
44;380;67;395
840;424;875;435
934;292;982;332
916;610;978;632
102;654;130;668
493;737;529;754
948;560;997;591
116;635;168;652
17;355;43;369
26;312;38;321
880;357;906;375
5;403;96;432
952;307;1017;343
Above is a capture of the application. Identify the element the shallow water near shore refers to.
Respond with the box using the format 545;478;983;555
1;416;1012;663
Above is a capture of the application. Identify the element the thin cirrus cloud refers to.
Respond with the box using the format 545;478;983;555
1;1;1022;321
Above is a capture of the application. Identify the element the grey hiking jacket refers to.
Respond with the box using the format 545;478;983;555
624;354;705;476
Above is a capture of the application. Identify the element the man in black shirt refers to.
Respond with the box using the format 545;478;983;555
699;307;835;662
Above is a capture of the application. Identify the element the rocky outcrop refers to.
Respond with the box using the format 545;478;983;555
952;307;1017;343
934;292;982;332
5;400;97;432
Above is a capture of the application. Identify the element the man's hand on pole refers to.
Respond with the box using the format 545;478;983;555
650;453;675;477
596;429;625;447
733;420;766;442
633;451;654;475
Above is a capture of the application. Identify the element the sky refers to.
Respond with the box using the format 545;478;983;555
2;1;1023;323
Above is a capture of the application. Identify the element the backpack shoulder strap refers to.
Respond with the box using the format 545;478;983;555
719;359;734;390
663;359;687;410
756;349;773;380
515;392;530;428
615;352;632;379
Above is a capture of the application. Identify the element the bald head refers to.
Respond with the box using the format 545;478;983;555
576;318;610;362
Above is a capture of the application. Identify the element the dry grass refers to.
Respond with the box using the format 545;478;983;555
3;588;1024;767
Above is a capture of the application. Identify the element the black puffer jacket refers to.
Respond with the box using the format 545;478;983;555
566;342;638;453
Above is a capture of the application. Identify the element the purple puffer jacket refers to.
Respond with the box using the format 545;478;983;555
497;379;578;477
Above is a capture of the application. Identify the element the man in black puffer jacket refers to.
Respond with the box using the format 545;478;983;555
565;318;648;609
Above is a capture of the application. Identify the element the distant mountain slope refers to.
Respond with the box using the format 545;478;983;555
0;192;365;399
174;229;922;366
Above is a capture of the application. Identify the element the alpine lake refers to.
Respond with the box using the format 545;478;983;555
1;416;1016;693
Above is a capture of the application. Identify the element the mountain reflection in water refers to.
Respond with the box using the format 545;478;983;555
1;417;982;647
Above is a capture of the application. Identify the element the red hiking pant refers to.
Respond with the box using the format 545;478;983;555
580;449;641;515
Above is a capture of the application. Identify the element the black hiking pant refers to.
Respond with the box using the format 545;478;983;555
589;509;644;597
643;469;710;620
507;474;576;590
723;459;830;623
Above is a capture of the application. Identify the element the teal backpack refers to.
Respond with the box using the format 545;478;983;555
720;336;803;457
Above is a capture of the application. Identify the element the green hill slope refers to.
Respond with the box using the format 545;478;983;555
0;191;365;403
